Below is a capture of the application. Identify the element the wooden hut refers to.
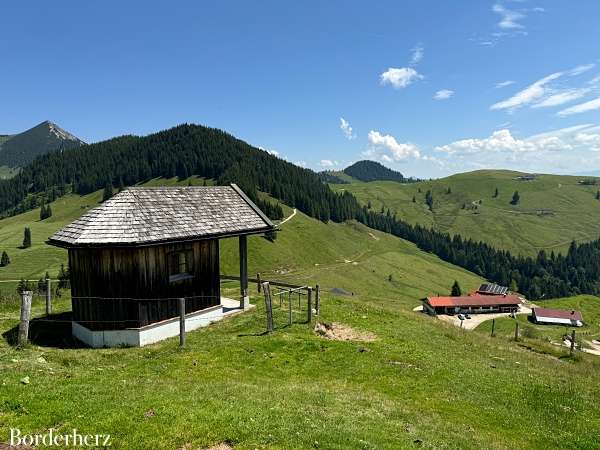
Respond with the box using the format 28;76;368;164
47;184;274;347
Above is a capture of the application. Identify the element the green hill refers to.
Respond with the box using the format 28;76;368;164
333;169;600;256
2;179;600;448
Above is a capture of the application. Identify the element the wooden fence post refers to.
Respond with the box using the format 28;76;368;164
179;297;186;347
491;318;496;337
257;273;262;293
307;287;313;323
315;284;320;316
514;321;520;341
46;278;52;316
288;290;292;325
18;291;33;347
570;330;576;355
262;282;274;332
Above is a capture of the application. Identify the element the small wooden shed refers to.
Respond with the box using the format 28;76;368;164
47;184;273;347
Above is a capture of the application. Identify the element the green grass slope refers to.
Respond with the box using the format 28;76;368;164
333;169;600;256
1;179;600;447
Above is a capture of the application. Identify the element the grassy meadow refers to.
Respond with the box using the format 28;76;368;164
1;178;600;448
332;170;600;256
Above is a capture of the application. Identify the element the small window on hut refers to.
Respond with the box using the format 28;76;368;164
169;250;193;283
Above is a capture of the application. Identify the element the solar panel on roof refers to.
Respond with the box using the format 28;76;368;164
478;283;508;295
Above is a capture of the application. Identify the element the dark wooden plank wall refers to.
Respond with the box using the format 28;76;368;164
70;240;220;330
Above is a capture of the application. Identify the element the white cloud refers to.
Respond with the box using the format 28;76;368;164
410;44;424;65
495;80;515;89
367;130;420;161
434;89;454;100
295;160;307;167
491;71;562;111
558;97;600;116
436;125;600;157
492;3;526;29
339;117;356;140
380;67;423;89
570;64;596;76
532;88;591;108
319;159;336;167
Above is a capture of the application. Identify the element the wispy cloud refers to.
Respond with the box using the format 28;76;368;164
570;64;596;76
532;89;591;108
558;97;600;117
380;67;423;89
433;89;454;100
410;44;424;65
492;3;526;29
491;72;563;111
495;80;515;89
339;117;356;140
365;130;420;161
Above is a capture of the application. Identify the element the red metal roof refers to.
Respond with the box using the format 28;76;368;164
426;293;521;308
532;307;583;321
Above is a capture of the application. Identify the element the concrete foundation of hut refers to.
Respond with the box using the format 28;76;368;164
72;297;254;348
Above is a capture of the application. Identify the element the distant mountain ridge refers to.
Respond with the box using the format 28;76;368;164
342;160;418;183
0;120;85;167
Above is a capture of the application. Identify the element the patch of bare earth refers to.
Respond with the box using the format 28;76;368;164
178;443;233;450
314;321;376;342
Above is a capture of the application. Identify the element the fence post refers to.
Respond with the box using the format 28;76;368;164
491;318;496;337
288;290;292;325
179;297;186;347
315;284;320;316
18;291;33;347
307;287;313;323
262;282;274;333
257;273;262;293
570;330;576;355
46;278;52;316
514;321;520;341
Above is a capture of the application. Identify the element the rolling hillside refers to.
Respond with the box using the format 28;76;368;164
2;178;600;448
333;169;600;256
0;176;481;306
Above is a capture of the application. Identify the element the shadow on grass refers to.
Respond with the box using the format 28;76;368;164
2;312;86;349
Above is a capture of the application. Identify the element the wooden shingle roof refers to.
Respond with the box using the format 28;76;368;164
48;184;274;247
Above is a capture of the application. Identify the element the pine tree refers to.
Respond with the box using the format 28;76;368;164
425;190;434;211
446;187;452;194
493;187;499;198
0;251;10;267
39;201;46;220
510;191;520;205
412;195;416;203
22;227;32;248
102;181;114;202
451;280;462;297
596;190;600;200
509;279;518;293
46;203;52;218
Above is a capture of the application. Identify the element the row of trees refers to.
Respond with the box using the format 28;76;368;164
0;123;599;300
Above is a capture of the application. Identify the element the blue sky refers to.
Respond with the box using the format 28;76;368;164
2;1;600;178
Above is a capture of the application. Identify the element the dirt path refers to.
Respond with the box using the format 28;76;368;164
279;208;297;225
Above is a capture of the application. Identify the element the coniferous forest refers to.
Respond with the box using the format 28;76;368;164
1;123;599;300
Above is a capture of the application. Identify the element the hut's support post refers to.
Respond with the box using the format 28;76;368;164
514;321;520;341
257;273;262;293
262;282;274;332
179;297;186;347
288;291;292;325
45;278;52;316
570;330;576;355
239;235;249;309
307;287;313;323
315;284;320;316
18;291;33;347
491;318;496;337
